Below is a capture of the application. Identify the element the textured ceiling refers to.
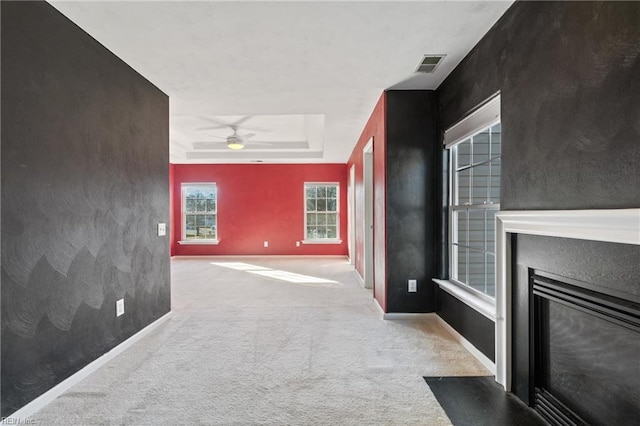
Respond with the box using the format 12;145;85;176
50;0;513;164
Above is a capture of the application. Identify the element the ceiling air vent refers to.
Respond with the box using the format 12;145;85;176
415;54;446;73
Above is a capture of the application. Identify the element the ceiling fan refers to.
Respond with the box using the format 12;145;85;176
196;116;264;150
222;127;254;150
194;115;307;151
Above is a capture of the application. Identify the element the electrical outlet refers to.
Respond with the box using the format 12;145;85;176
116;299;125;317
296;241;300;247
263;241;269;248
408;279;417;292
157;223;166;236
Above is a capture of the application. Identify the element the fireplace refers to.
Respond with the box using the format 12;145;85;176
531;270;639;424
494;209;640;425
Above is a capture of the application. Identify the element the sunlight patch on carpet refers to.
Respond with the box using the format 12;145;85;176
211;262;341;287
248;270;340;287
210;262;271;271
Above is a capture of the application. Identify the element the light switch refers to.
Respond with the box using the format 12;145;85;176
158;223;166;236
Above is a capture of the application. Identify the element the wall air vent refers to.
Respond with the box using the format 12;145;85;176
415;54;446;73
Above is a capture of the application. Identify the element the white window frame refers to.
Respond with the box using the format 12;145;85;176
434;94;501;319
302;182;342;245
179;183;220;245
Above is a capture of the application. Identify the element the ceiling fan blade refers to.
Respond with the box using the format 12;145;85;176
231;116;252;127
195;125;229;131
197;115;273;133
192;141;229;150
240;133;255;139
197;116;236;127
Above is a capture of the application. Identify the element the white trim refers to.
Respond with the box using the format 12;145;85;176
435;314;496;375
348;164;356;266
303;182;340;241
495;208;640;391
354;269;365;287
301;239;342;245
2;312;172;423
432;279;496;321
372;297;385;319
444;94;500;148
382;312;436;321
178;239;220;245
363;137;373;154
446;95;501;301
362;138;374;290
181;182;218;242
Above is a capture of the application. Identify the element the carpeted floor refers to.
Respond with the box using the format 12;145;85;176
29;257;490;425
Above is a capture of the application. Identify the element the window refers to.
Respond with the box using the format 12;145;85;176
446;96;501;298
182;183;217;242
304;183;339;242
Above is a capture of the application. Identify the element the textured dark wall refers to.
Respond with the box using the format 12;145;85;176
385;91;438;313
512;235;640;404
436;291;495;361
439;0;640;211
1;2;170;416
435;0;640;365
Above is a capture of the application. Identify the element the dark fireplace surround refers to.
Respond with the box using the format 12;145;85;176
495;209;640;426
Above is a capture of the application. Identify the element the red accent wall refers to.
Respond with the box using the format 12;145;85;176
347;93;387;312
171;163;348;256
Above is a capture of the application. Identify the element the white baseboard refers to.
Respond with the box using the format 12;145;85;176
383;312;438;320
2;311;172;423
371;302;437;321
371;298;385;319
435;314;496;375
354;270;365;286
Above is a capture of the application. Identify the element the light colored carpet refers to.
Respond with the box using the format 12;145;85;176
29;257;490;425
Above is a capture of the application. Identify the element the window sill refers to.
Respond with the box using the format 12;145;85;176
432;279;496;321
301;239;343;245
178;240;220;245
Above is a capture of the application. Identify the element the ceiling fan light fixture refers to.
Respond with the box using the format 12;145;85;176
227;140;244;150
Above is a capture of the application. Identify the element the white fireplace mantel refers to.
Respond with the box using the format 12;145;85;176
495;208;640;390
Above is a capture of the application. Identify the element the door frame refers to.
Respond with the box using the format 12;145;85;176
348;164;356;266
362;138;374;290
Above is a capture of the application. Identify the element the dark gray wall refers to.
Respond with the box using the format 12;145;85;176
436;291;495;361
439;0;640;210
1;2;170;416
385;90;438;313
435;1;640;360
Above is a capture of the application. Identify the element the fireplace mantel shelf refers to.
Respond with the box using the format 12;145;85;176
494;208;640;391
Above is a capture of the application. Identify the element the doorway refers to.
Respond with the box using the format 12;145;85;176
362;138;374;290
348;165;356;266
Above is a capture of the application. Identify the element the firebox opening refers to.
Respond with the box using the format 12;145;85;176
531;270;640;425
